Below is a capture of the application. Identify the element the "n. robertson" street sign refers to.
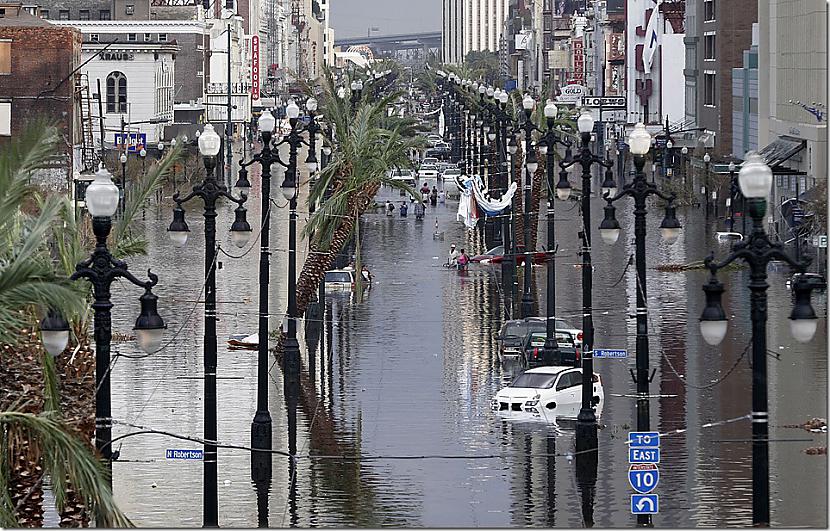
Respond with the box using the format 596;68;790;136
166;449;203;460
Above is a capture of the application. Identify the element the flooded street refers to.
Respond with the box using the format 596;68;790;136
106;165;827;527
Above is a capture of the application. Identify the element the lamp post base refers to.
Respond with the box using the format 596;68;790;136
576;407;598;454
251;411;272;451
521;295;534;319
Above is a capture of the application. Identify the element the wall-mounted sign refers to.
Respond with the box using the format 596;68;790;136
557;83;585;103
515;32;532;51
251;35;260;101
572;37;584;84
114;132;146;152
99;51;134;61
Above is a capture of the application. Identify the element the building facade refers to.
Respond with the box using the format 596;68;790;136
758;0;827;233
0;4;82;184
53;20;179;145
731;23;758;158
684;0;757;157
442;0;509;65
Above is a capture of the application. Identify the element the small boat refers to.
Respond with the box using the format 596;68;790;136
228;333;258;350
716;231;743;242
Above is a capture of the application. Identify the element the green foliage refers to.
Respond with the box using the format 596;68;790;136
0;122;87;344
0;408;132;527
464;51;501;84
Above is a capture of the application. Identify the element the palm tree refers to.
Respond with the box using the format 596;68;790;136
290;70;426;322
0;121;180;527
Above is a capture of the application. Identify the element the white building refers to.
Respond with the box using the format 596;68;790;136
758;0;827;210
53;20;180;146
206;13;251;124
442;0;509;65
624;0;685;126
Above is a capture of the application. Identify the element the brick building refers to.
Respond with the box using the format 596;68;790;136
684;0;757;157
0;3;83;186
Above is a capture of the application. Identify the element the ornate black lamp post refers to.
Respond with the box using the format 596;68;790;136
597;123;681;527
698;152;822;527
517;93;539;319
281;98;318;456
537;100;571;365
166;124;252;527
42;166;166;485
557;109;614;453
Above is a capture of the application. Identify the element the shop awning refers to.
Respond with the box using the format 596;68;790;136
759;136;806;168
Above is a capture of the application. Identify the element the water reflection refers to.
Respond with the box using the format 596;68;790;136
107;184;827;527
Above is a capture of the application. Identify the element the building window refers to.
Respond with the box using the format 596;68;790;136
704;71;716;106
703;0;715;21
58;9;69;20
40;8;48;17
0;102;10;136
158;33;167;42
99;9;110;19
0;41;10;74
79;9;89;19
106;71;127;113
144;33;151;42
127;33;136;42
90;33;99;42
125;4;134;15
704;33;715;60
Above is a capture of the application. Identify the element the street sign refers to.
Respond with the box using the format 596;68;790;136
617;139;627;150
631;494;659;514
629;464;659;494
166;449;203;460
813;235;828;248
629;431;660;447
629;447;660;464
594;348;627;358
583;96;626;108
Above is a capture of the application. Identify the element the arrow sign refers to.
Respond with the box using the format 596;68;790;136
629;464;659;494
631;494;659;514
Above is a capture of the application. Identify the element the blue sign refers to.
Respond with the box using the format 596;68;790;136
617;140;627;151
629;464;659;494
594;348;627;359
629;447;660;464
504;79;518;91
629;431;660;447
631;494;659;514
114;132;147;153
166;449;203;460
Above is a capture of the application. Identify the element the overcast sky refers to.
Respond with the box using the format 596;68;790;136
330;0;442;39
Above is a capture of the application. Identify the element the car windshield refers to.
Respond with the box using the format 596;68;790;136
325;271;352;283
485;246;504;256
527;333;546;347
511;373;558;389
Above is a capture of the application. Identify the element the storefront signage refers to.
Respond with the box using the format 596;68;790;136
251;35;260;101
572;38;584;83
98;51;134;61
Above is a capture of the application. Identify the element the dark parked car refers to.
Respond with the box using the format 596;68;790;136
496;317;582;360
522;330;580;368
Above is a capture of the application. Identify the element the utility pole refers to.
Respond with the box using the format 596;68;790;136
226;24;233;188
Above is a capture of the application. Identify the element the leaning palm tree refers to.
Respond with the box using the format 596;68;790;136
290;70;426;321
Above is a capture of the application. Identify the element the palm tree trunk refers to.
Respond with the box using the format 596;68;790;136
529;150;546;252
513;145;525;250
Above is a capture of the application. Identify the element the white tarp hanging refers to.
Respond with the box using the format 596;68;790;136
438;106;445;137
455;175;517;228
643;0;662;74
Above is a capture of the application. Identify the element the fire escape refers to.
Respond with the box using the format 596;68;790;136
291;0;307;80
75;72;97;172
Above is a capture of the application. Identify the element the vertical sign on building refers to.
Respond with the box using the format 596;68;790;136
572;37;584;84
251;35;260;102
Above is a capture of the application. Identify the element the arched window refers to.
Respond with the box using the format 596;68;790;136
106;71;127;113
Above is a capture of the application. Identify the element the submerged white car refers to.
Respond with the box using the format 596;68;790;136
491;366;604;422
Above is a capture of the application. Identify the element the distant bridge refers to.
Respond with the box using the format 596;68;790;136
334;31;441;52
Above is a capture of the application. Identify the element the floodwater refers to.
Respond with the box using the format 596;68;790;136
105;157;827;527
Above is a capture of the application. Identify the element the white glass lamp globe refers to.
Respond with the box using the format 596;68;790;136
258;110;276;133
86;166;120;217
120;153;127;164
628;123;652;155
522;94;535;111
544;101;558;119
700;320;728;346
577;110;595;134
286;100;300;119
306;97;318;112
198;124;221;156
738;151;773;199
499;91;509;104
703;152;711;163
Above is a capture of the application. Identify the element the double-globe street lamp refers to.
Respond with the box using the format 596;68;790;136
41;166;167;485
597;122;682;527
556;109;614;454
698;151;822;527
282;98;319;456
166;124;252;527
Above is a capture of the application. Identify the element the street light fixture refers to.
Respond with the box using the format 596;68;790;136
167;122;250;527
699;151;821;527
